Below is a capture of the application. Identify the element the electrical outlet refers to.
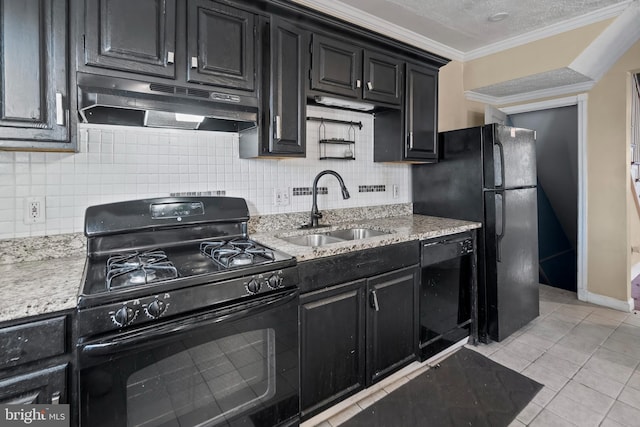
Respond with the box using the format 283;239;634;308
273;188;290;206
24;197;46;224
392;184;399;199
273;188;282;206
280;188;290;206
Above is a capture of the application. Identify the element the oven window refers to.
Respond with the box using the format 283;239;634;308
125;329;276;427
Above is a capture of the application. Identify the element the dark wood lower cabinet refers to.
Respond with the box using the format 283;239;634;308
300;265;419;419
300;279;367;418
0;312;72;416
367;267;419;384
0;364;67;405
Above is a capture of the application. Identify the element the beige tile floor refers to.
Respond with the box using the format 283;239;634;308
301;284;640;427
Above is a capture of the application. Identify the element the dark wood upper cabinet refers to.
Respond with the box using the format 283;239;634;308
374;62;439;162
363;51;402;105
405;63;438;161
0;0;70;149
310;34;362;99
187;0;255;91
267;18;306;155
84;0;177;78
311;35;402;106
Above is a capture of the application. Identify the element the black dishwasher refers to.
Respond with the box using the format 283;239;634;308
419;232;476;361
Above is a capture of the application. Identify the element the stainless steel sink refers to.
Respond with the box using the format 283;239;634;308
280;234;345;247
280;228;391;247
325;228;390;240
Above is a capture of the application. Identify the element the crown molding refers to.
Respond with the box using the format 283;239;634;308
499;94;588;114
569;1;640;81
463;0;633;61
287;0;464;61
465;80;595;105
288;0;633;63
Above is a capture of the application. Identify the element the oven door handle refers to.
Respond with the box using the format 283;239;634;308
80;289;298;357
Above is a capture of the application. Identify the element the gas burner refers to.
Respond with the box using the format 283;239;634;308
200;238;275;269
106;250;178;289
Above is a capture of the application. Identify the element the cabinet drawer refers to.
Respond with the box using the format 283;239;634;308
0;364;67;404
298;241;419;293
0;317;66;369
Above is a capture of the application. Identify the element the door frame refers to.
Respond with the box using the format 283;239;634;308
497;94;589;302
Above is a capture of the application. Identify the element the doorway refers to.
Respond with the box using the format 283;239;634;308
509;106;578;292
486;95;588;296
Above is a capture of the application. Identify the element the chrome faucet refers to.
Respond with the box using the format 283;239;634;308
306;170;350;228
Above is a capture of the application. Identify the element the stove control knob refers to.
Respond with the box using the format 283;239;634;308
145;299;166;319
246;278;261;294
113;306;137;327
267;274;283;289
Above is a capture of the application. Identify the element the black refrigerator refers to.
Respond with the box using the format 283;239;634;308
412;124;539;342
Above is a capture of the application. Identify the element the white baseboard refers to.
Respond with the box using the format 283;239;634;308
582;290;634;312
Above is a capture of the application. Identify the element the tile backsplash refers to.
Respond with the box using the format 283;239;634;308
0;106;410;239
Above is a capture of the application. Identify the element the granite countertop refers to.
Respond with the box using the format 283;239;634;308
0;212;480;324
0;256;85;323
252;214;481;262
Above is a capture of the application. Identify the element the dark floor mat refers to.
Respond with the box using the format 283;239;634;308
341;347;542;427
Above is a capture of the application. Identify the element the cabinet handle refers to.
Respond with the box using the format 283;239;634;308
367;81;373;90
51;392;60;404
55;93;64;126
274;115;282;140
167;51;174;64
191;57;198;68
408;131;414;149
356;79;361;88
370;290;380;312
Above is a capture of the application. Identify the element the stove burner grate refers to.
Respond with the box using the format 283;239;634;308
106;250;178;289
200;238;275;269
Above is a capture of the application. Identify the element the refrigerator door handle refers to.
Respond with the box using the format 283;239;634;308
494;140;506;189
496;191;506;262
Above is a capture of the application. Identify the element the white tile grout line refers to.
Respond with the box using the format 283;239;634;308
518;287;639;426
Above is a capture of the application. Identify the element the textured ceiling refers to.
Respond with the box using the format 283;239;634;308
338;0;630;52
471;68;592;97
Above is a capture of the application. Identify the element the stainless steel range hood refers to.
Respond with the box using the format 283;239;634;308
77;73;258;132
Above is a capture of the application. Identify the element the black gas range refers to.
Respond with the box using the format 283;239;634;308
77;196;298;338
77;197;301;427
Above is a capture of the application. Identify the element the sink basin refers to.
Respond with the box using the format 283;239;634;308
325;228;390;240
281;234;345;247
280;228;391;247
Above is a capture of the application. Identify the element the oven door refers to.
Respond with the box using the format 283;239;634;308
78;289;299;427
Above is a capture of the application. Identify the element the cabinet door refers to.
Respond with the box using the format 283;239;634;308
0;0;69;146
300;280;366;419
363;51;402;105
268;18;306;155
187;0;255;91
0;364;67;405
405;63;438;161
84;0;176;78
367;266;418;384
311;34;362;99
